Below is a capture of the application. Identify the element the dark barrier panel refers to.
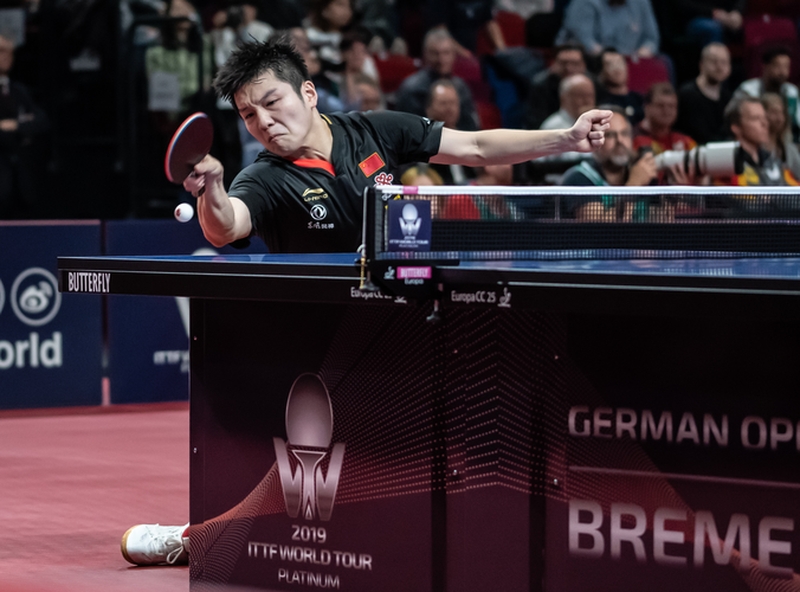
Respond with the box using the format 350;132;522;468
0;222;102;409
105;219;266;404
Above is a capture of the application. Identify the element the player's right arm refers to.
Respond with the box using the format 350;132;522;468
185;154;253;247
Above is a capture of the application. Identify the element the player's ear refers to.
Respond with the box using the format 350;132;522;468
302;80;318;109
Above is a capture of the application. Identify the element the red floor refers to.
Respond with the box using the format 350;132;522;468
0;403;190;591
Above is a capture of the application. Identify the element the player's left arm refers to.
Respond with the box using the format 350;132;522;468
430;109;612;166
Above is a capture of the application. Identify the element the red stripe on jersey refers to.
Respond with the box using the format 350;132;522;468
293;159;335;176
358;152;385;177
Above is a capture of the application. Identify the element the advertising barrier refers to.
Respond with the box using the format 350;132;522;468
0;221;102;409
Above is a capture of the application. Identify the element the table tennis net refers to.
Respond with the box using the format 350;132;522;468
364;185;800;260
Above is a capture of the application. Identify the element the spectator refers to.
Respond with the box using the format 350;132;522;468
720;95;799;186
540;73;595;129
634;82;696;184
674;0;744;48
559;105;663;221
0;33;49;218
532;72;595;177
762;92;800;182
555;0;659;59
675;42;732;144
209;4;274;68
524;43;588;130
634;83;696;154
304;0;357;71
595;48;644;125
144;0;211;130
424;78;480;183
394;28;480;130
335;28;382;109
287;27;345;114
349;73;386;111
401;162;445;186
733;46;800;143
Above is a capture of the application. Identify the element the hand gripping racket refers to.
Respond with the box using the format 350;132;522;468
164;112;214;195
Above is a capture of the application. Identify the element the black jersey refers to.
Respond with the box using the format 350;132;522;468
228;110;444;253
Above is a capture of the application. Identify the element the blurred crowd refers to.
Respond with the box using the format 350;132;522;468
2;0;800;220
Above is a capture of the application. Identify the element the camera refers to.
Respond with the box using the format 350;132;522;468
654;141;744;177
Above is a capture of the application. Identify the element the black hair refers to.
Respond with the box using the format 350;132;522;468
761;45;791;65
213;34;311;105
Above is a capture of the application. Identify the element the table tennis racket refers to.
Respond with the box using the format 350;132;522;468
164;112;214;195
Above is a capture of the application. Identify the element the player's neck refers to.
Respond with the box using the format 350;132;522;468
293;111;334;162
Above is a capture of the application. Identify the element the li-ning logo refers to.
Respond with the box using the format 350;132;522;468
274;374;346;521
398;203;421;238
303;188;328;202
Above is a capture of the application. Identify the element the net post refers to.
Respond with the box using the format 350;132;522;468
358;185;379;291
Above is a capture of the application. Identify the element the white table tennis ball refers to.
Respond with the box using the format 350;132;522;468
174;203;194;223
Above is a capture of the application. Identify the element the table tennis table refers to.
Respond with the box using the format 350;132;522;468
58;250;800;592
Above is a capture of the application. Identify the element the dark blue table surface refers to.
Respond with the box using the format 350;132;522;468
88;253;800;282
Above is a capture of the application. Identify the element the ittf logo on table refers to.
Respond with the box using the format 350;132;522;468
0;268;63;370
387;200;431;252
274;374;345;521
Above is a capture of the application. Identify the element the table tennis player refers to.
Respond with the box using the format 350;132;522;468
121;34;612;566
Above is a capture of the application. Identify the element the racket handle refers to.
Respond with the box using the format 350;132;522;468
198;186;205;196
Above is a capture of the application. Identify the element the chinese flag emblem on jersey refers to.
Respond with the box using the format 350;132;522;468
358;152;385;177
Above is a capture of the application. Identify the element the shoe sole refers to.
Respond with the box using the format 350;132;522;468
120;525;139;565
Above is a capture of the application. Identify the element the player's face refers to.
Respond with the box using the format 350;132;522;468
235;71;318;158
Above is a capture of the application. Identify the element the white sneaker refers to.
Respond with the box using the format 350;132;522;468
121;523;189;565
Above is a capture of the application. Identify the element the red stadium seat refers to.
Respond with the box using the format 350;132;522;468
373;54;420;96
744;15;797;47
625;55;671;95
476;10;527;56
475;99;503;130
745;0;800;19
452;54;492;101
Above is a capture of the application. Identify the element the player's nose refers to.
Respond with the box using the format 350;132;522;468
257;110;275;129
